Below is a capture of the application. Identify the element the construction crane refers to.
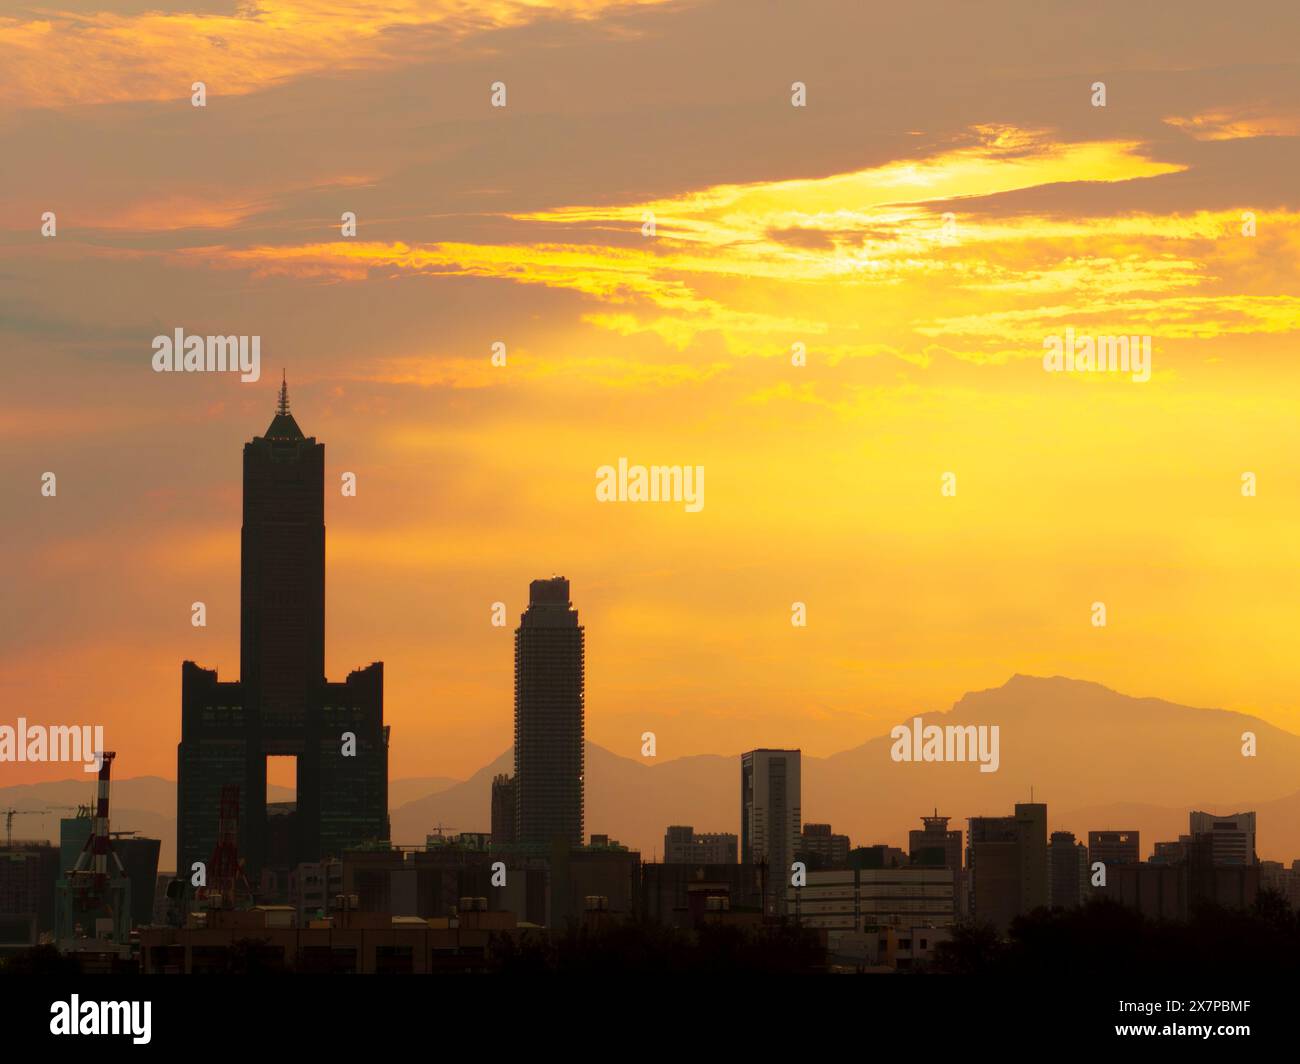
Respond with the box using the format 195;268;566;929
3;808;52;848
55;752;132;949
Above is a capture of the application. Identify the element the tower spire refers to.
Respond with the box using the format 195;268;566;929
277;369;289;416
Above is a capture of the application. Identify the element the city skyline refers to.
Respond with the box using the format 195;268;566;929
4;1;1299;1039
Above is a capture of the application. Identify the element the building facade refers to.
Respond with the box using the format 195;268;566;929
1088;830;1140;868
1188;811;1256;865
909;812;963;872
797;823;850;870
787;867;957;930
663;826;738;864
1048;830;1089;909
967;802;1047;931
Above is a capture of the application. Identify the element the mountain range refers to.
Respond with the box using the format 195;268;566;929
4;676;1297;871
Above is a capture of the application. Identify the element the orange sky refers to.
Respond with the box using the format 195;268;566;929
3;0;1300;787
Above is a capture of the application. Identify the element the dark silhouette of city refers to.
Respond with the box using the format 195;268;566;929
3;394;1296;993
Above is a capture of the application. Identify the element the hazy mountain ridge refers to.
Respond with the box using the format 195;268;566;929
5;676;1298;868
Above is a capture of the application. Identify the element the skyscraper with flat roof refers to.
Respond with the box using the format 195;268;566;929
514;577;585;849
741;749;801;914
967;802;1047;930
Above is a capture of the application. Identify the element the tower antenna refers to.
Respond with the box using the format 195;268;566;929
277;370;289;415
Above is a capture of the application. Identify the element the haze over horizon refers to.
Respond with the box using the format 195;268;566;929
7;675;1300;868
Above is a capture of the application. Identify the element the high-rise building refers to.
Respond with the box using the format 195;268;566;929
967;802;1047;931
491;774;517;848
1015;803;1048;910
1048;831;1089;909
177;381;389;878
663;826;738;864
741;749;801;913
1188;811;1256;865
1088;830;1140;867
514;577;585;849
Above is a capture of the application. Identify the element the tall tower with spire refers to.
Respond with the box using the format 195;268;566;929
178;379;388;881
239;372;325;711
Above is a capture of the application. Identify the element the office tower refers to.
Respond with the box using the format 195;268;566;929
664;826;738;864
491;774;517;848
1088;830;1140;867
514;577;585;849
1188;811;1256;865
178;381;389;878
741;749;801;913
1048;831;1089;909
967;802;1047;931
797;823;851;869
909;811;963;870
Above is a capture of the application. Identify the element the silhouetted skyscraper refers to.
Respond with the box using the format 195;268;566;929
741;749;801;913
513;577;585;849
178;381;388;878
239;374;325;717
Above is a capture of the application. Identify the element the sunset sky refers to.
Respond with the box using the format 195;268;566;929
3;0;1300;786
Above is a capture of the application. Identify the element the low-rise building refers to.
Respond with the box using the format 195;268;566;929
787;867;957;930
